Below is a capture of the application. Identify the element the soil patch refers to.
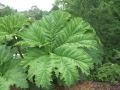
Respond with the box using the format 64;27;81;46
10;81;120;90
54;81;120;90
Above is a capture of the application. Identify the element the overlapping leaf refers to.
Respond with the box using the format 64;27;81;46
84;47;104;65
0;45;28;90
0;45;13;65
18;10;100;89
0;14;29;43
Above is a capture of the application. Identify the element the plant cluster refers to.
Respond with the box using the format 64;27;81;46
1;0;119;89
0;10;101;90
89;63;120;84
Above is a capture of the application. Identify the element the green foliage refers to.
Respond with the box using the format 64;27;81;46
20;5;50;20
0;45;13;65
54;0;120;85
93;1;120;64
0;14;29;43
55;0;120;63
0;9;101;89
89;63;120;84
0;45;28;90
16;10;100;89
0;14;29;90
84;47;104;65
51;5;59;11
0;5;15;17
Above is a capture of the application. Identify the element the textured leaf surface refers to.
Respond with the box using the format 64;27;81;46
18;10;100;88
21;48;53;88
17;11;70;47
0;15;29;43
84;47;104;65
0;45;28;90
15;22;45;47
0;45;13;65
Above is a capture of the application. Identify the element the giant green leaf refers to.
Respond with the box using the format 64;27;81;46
0;45;28;90
17;10;100;89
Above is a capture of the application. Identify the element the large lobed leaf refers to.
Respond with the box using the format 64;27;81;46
17;10;101;89
0;14;29;43
0;45;28;90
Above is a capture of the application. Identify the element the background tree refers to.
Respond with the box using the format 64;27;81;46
0;4;15;17
20;5;50;20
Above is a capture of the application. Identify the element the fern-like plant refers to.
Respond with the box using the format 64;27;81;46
16;10;100;89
